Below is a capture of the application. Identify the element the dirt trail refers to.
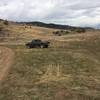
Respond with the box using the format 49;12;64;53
0;47;14;83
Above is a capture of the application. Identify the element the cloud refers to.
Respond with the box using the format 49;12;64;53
0;0;100;27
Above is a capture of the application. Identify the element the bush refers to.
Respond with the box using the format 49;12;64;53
53;31;61;36
75;28;86;33
3;20;9;25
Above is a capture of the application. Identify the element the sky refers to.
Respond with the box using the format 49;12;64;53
0;0;100;27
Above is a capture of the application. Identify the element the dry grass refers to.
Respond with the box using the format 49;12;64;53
36;64;72;84
0;22;100;100
0;22;58;44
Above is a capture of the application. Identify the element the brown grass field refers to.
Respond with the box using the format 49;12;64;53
0;21;100;100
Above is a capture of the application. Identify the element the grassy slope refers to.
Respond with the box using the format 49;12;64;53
0;22;100;100
0;22;58;43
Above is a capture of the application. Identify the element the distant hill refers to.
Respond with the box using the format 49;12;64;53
24;21;76;30
19;21;93;30
0;19;94;30
0;18;95;31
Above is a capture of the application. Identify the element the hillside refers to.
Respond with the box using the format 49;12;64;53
19;21;94;30
0;20;58;44
0;19;100;100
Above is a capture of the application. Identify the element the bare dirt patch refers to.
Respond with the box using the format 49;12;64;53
0;46;14;83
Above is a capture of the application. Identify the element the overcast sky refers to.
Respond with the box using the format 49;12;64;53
0;0;100;27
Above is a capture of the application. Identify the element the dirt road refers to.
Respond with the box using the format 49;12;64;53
0;47;14;83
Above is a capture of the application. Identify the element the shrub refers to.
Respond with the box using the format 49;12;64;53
3;20;9;25
75;28;86;33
